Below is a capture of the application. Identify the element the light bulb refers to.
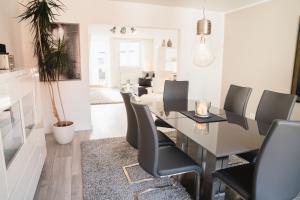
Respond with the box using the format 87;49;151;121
193;35;214;67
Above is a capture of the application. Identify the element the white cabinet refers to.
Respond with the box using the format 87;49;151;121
0;70;46;200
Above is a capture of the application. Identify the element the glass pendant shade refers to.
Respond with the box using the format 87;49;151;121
193;36;214;67
193;15;214;67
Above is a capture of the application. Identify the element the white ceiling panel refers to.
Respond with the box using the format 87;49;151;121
110;0;269;12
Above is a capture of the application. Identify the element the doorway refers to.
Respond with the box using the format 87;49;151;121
88;25;179;105
89;34;123;105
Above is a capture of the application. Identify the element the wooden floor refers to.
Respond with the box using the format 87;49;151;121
33;104;127;200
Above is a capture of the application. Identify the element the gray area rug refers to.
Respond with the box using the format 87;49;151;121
81;137;191;200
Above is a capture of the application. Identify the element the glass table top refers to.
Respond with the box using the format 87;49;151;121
144;99;226;120
139;98;270;158
163;114;268;157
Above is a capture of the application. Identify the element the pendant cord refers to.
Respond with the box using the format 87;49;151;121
202;0;206;19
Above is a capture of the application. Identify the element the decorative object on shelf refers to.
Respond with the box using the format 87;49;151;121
195;100;211;118
193;6;214;67
8;55;15;70
291;18;300;102
167;39;173;47
19;0;75;144
162;40;166;47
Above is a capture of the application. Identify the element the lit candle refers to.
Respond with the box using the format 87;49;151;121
196;102;208;116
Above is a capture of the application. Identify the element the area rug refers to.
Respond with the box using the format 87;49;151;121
81;137;191;200
90;87;123;105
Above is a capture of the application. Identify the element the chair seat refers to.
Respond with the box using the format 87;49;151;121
158;146;201;176
155;118;173;128
157;130;175;146
237;150;258;163
213;164;254;200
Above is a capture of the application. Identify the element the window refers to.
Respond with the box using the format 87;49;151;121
89;36;110;86
119;42;140;67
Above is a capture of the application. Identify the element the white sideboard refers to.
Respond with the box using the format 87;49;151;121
0;69;46;200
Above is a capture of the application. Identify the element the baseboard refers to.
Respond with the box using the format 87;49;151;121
44;123;92;134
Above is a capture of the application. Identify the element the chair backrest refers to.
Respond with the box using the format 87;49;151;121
255;90;297;124
163;99;188;112
223;84;252;116
131;100;160;177
120;91;138;148
225;111;249;130
163;80;189;102
254;120;300;200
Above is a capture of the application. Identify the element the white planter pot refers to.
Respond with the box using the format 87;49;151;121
53;121;74;144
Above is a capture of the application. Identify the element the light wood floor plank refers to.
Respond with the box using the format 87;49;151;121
34;104;127;200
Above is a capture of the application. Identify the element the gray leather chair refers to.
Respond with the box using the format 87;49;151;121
130;101;201;200
238;90;297;162
120;90;175;149
255;90;297;124
155;80;189;128
224;85;252;116
163;80;189;102
214;120;300;200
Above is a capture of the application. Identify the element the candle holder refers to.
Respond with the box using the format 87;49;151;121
195;100;211;118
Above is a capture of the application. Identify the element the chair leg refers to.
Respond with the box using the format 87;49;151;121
123;165;202;200
195;171;201;200
134;182;177;200
224;186;245;200
135;171;201;200
122;163;155;184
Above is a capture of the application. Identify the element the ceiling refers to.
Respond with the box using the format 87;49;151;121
110;0;269;12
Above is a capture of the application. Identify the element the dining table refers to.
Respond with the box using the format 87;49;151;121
140;96;270;200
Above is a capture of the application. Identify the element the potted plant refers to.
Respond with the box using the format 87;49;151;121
19;0;74;144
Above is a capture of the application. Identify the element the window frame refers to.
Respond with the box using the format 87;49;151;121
118;39;142;70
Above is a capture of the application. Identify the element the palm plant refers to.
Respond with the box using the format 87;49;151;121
18;0;69;126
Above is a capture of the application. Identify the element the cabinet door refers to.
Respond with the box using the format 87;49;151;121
0;102;24;168
0;131;9;200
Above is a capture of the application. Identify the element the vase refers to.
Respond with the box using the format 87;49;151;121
53;121;75;144
167;39;172;47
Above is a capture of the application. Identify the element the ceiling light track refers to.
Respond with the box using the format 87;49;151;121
110;26;136;35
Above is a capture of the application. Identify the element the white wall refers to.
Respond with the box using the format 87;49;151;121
17;0;224;131
0;0;24;68
221;0;300;119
